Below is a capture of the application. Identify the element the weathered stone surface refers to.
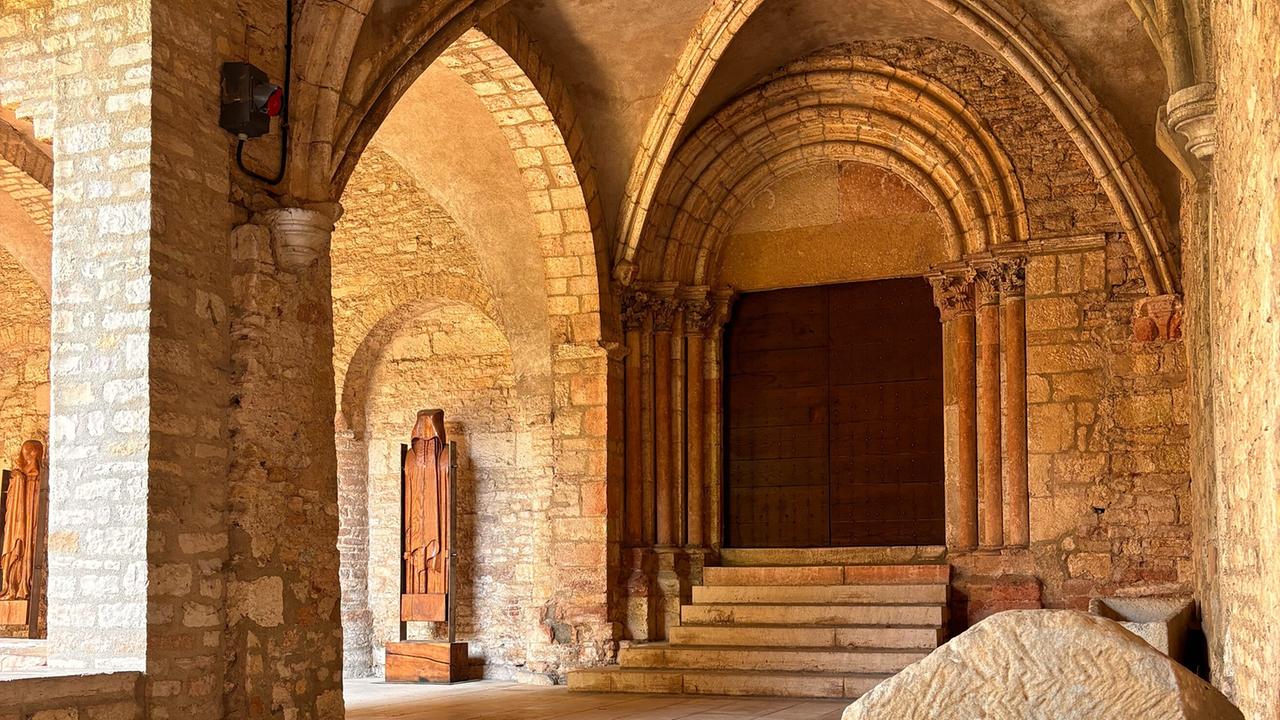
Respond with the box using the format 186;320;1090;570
841;611;1242;720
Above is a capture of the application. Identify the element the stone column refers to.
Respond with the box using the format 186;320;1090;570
650;285;679;547
622;291;649;547
997;258;1030;547
931;273;978;551
639;313;656;546
974;265;1004;548
681;288;712;548
670;304;687;546
705;289;734;549
226;207;345;717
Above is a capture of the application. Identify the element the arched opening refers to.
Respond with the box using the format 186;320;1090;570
329;26;615;686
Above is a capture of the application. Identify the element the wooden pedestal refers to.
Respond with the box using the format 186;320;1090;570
0;600;28;626
385;641;469;683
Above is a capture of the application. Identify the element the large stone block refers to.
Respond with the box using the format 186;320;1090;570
841;611;1242;720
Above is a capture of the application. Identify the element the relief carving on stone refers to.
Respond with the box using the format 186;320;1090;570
621;289;654;331
680;291;713;334
0;440;43;601
991;257;1028;298
402;410;451;622
929;272;976;322
649;294;680;333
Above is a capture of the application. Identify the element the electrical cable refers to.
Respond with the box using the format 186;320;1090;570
235;0;293;185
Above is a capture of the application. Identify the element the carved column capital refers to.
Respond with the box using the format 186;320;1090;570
646;283;680;333
254;201;343;274
1133;293;1184;342
929;271;975;322
1166;82;1217;162
991;257;1028;299
622;289;654;331
710;287;736;329
972;261;1003;307
679;286;713;334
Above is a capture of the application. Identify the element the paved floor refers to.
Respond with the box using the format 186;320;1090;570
345;679;851;719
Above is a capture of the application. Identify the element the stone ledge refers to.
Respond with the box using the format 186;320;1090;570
0;671;143;712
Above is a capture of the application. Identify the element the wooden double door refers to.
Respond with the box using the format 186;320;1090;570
724;278;945;548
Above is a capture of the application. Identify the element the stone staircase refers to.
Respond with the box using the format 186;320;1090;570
570;560;950;699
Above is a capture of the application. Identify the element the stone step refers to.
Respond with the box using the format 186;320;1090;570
568;666;887;699
691;583;947;605
703;564;950;587
719;546;946;567
668;624;943;649
619;643;929;674
682;602;945;627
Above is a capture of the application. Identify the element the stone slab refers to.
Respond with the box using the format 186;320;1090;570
841;611;1243;720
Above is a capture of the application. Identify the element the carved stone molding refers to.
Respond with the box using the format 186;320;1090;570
1166;83;1217;162
1133;293;1184;342
929;271;976;321
256;202;343;274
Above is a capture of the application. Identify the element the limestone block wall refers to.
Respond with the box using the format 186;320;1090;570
943;236;1190;623
1196;3;1280;716
0;248;48;463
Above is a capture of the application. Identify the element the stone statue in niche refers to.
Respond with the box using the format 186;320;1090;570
1;440;43;600
402;409;450;622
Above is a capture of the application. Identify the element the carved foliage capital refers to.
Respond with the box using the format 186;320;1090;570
680;288;713;333
929;272;975;321
991;257;1028;298
650;296;680;332
621;289;653;331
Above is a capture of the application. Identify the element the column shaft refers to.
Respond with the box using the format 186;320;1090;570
686;334;705;547
933;273;978;551
624;327;644;546
640;323;656;545
1000;261;1030;547
670;312;686;546
654;329;674;546
977;279;1004;548
953;313;980;550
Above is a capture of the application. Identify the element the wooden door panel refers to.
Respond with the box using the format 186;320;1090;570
725;277;944;548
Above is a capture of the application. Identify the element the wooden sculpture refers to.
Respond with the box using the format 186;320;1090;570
0;440;44;629
401;409;450;622
389;410;468;683
1;440;42;601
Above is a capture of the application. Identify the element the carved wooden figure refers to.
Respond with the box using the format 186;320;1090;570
402;410;450;622
0;440;43;601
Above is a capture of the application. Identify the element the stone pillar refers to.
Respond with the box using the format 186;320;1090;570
650;286;679;547
975;266;1004;549
336;430;373;678
931;273;978;551
226;207;345;717
705;289;734;549
622;292;648;546
639;313;656;546
670;305;687;546
997;258;1030;547
681;288;711;548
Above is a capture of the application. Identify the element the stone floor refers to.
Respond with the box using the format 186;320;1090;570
345;679;851;719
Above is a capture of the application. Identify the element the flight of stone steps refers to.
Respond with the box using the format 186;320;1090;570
570;560;950;699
